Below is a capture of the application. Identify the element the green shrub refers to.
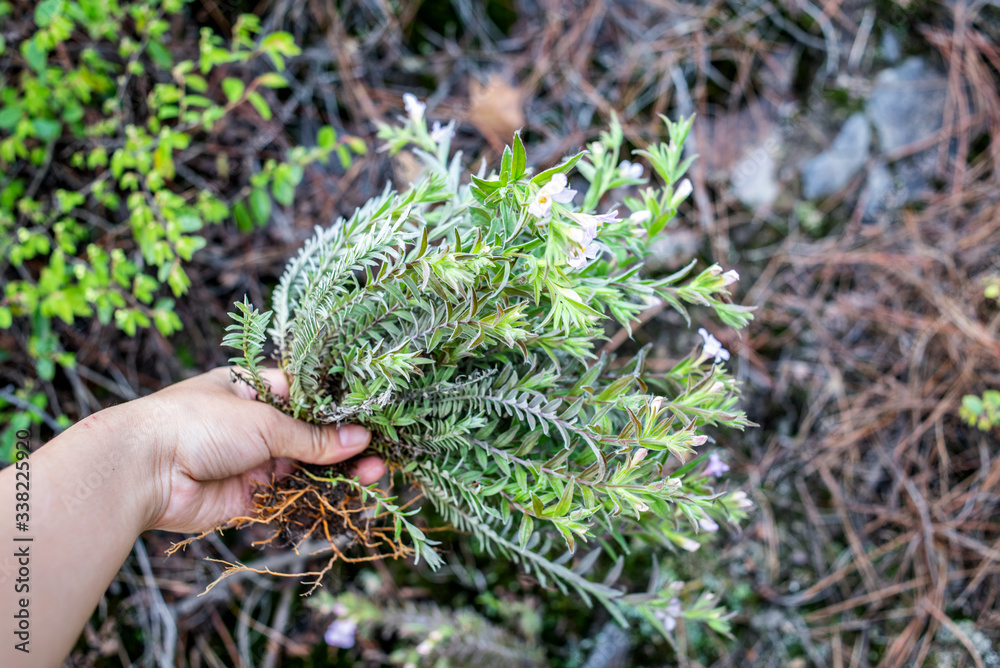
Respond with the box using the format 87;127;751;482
222;105;753;639
0;0;363;455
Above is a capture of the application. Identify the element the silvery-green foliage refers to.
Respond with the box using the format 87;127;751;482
226;107;754;637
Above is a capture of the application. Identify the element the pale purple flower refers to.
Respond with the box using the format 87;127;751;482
563;209;616;269
324;619;357;649
618;159;644;180
704;452;730;478
630;209;652;224
697;327;730;363
403;93;425;122
699;517;719;532
528;173;576;218
655;598;683;632
430;120;452;143
567;240;603;269
671;178;692;207
573;209;619;237
676;535;700;552
729;490;753;509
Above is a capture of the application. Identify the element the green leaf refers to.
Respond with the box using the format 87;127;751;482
271;173;296;206
132;274;158;304
530;151;587;186
36;358;55;382
511;131;527;179
518;513;533;550
152;299;182;337
318;126;337;150
552;478;575;518
336;144;351;169
531;493;545;517
0;106;22;130
247;91;271;120
257;72;288;88
175;235;206;261
260;31;301;57
249;188;272;226
962;395;984;416
499;145;513;183
233;201;253;232
22;37;46;72
32;119;61;142
222;77;245;104
146;39;173;69
34;0;60;28
167;264;190;296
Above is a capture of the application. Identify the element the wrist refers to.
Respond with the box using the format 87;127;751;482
67;398;172;534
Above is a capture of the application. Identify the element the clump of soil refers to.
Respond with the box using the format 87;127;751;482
250;461;360;549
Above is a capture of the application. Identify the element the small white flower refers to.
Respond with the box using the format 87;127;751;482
403;93;425;122
430;120;452;143
324;619;357;649
567;240;603;269
566;208;619;241
697;327;730;363
720;269;740;286
618;159;644;180
671;178;692;207
678;536;700;552
704;452;730;478
630;209;651;223
730;490;753;509
528;172;577;218
416;639;434;656
700;517;719;532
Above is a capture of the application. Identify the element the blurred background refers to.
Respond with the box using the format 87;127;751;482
2;0;999;665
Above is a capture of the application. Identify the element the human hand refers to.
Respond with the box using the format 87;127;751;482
133;367;385;534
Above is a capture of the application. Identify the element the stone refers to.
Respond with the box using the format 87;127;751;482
731;137;781;210
866;57;947;153
862;161;896;221
801;112;871;199
880;31;901;63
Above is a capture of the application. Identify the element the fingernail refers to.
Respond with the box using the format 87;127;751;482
338;425;370;449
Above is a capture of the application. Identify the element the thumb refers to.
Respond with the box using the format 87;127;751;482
259;408;372;465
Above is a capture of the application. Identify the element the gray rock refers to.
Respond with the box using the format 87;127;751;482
880;31;901;63
862;161;896;221
731;137;781;210
801;112;871;199
866;57;947;153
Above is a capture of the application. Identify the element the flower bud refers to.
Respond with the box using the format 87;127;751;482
720;269;740;286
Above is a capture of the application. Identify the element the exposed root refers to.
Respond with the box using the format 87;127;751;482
170;461;418;595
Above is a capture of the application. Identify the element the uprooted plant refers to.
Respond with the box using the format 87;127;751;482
183;103;755;638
